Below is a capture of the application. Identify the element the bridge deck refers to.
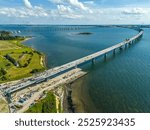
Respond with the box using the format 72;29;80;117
3;30;144;94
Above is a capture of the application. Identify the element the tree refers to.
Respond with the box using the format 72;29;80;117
0;68;7;76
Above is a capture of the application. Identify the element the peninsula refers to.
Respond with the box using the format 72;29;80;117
0;31;45;83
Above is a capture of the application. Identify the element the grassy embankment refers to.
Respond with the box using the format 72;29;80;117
0;31;58;113
0;38;46;83
26;92;61;113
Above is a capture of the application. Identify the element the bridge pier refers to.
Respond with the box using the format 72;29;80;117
132;40;134;44
104;53;107;60
75;64;77;69
5;93;12;103
125;43;128;49
113;49;116;55
3;30;143;96
92;58;96;64
136;38;138;42
119;46;123;50
129;41;132;45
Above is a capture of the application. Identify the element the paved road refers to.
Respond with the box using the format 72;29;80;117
3;30;144;95
17;69;86;113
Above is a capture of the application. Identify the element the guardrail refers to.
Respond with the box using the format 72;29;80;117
3;29;144;96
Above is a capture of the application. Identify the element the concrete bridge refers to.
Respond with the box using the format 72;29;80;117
3;29;144;96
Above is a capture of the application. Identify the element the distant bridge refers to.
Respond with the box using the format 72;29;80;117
3;29;144;96
9;25;94;33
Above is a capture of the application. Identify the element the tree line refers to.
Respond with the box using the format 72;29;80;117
0;31;23;40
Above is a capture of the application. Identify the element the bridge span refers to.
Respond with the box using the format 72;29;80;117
2;29;144;96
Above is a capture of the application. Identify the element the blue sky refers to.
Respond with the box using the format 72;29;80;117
0;0;150;24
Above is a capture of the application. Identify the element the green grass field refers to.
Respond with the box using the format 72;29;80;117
0;39;46;83
0;40;20;51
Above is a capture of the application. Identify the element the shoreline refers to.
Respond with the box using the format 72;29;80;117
22;36;47;70
14;68;87;113
22;37;33;42
0;32;87;113
0;35;47;82
42;53;47;69
63;72;88;113
70;74;99;113
21;37;73;113
0;34;87;113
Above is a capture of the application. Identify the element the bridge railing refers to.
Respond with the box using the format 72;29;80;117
3;30;144;94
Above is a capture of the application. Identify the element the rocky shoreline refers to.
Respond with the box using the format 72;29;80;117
62;72;88;113
63;84;75;113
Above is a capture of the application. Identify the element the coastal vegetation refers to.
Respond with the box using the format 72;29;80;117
0;31;21;40
26;92;58;113
0;97;9;113
0;31;46;83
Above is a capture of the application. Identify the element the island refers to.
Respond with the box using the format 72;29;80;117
77;32;93;35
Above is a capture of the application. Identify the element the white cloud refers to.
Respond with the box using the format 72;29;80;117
67;0;88;10
57;4;83;19
57;5;73;13
23;0;32;9
70;0;93;13
49;0;93;13
61;13;83;19
0;7;49;18
0;8;16;17
122;8;148;15
1;1;150;24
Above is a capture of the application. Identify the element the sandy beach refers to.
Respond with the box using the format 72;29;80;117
71;76;99;113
